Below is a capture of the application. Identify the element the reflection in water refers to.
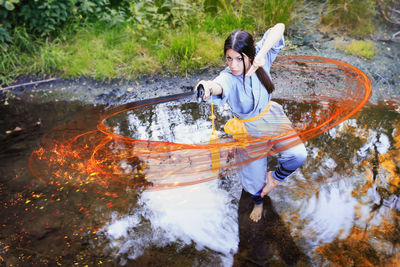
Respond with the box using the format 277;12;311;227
100;181;239;266
270;107;400;266
1;96;399;265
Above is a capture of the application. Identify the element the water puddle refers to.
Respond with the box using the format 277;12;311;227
0;90;399;266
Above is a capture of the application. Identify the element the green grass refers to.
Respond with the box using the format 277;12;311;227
0;23;224;84
340;40;376;60
246;0;299;33
0;0;302;86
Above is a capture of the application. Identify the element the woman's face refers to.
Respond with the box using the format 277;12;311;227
225;49;251;76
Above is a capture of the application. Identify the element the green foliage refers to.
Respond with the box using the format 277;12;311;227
0;22;11;47
202;0;299;35
167;30;199;71
128;0;200;31
0;0;19;11
0;0;130;47
203;0;219;13
0;0;20;47
244;0;299;32
76;0;108;15
18;0;114;36
19;0;74;36
98;8;127;28
35;40;67;74
0;0;302;85
202;12;253;35
321;0;376;37
11;26;36;53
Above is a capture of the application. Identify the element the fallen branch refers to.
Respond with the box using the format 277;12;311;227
388;6;400;16
0;78;57;91
379;1;400;24
393;30;400;40
385;6;400;24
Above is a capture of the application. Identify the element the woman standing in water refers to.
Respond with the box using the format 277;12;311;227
196;23;307;222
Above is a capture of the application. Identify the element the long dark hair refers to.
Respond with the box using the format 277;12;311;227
224;30;275;94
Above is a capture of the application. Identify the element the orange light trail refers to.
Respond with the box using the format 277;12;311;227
29;56;371;192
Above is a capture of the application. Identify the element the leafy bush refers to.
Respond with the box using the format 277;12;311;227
128;0;200;31
0;0;303;84
19;0;76;36
0;0;20;48
0;0;131;47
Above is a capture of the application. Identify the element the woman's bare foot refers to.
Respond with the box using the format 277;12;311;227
260;171;280;197
249;203;263;222
249;172;280;222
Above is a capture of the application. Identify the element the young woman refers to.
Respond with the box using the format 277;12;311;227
196;23;307;222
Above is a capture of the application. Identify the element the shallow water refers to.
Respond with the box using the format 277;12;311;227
0;94;399;266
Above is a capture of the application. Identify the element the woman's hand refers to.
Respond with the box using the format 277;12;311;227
245;55;266;77
196;80;214;101
246;23;285;77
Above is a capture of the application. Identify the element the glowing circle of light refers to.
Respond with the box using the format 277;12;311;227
29;56;371;192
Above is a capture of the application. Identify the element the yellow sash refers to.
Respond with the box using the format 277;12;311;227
208;101;271;173
209;97;220;173
224;102;272;136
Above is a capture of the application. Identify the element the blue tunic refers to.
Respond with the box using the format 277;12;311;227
212;28;284;120
212;29;307;195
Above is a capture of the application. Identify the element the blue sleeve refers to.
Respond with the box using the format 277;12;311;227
212;69;233;106
255;28;285;70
